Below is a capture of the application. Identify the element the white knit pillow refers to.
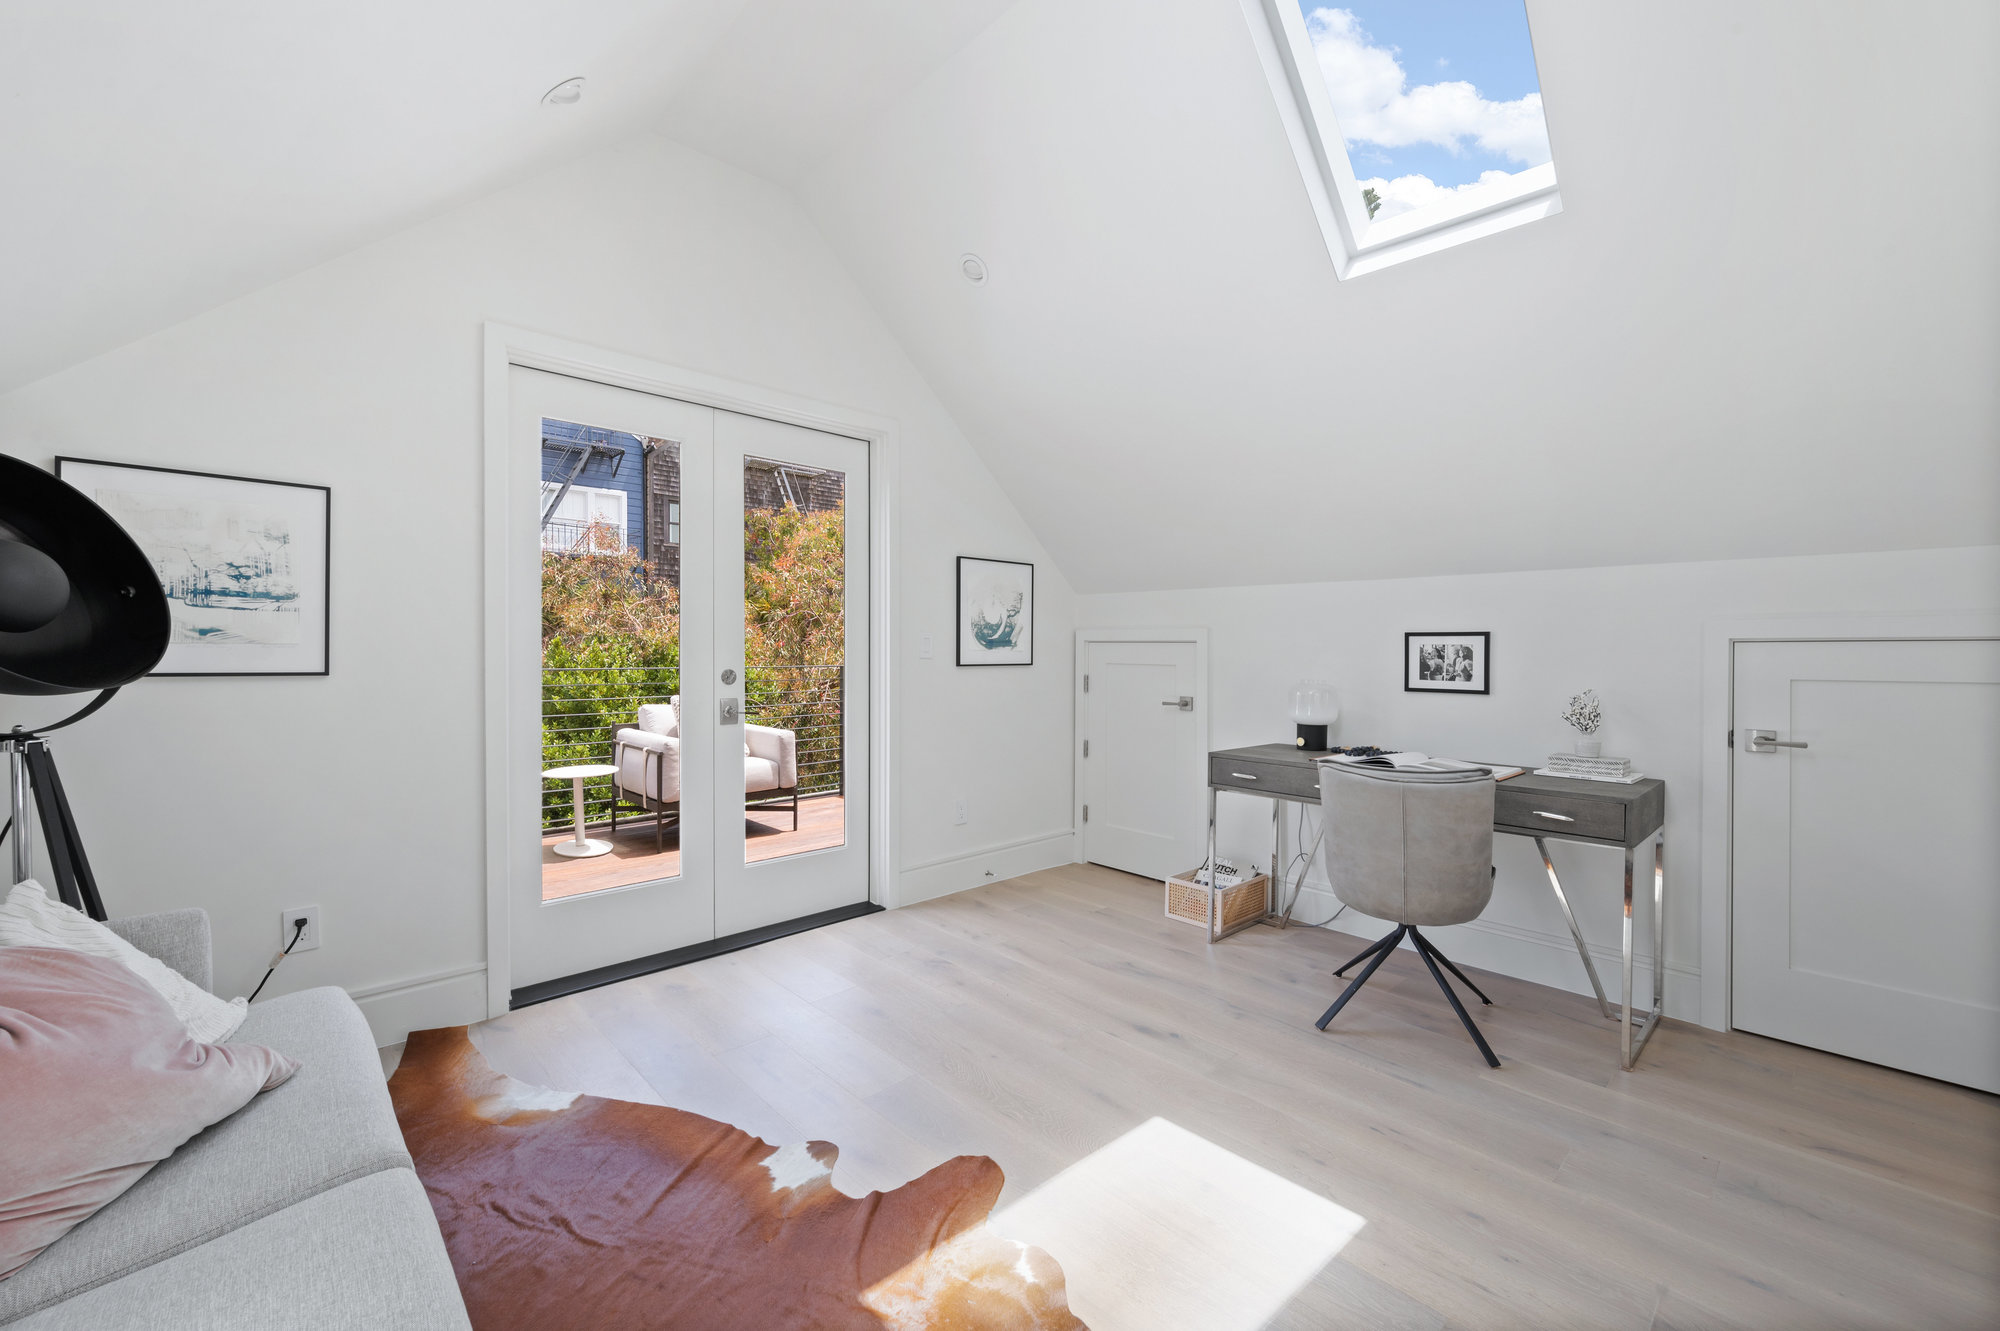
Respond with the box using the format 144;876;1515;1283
635;702;678;738
0;881;246;1044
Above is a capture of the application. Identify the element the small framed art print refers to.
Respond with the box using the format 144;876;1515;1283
956;556;1033;666
56;457;331;677
1405;631;1489;694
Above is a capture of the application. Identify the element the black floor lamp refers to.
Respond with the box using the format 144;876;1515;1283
0;453;170;919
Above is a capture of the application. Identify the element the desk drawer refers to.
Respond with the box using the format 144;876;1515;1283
1209;755;1321;801
1495;786;1626;842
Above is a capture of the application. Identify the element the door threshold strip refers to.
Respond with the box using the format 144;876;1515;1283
509;900;883;1010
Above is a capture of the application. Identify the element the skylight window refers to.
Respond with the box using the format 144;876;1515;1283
1243;1;1561;277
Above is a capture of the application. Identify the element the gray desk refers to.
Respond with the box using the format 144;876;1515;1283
1207;745;1667;1069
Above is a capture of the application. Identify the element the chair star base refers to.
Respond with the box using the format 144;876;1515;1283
1318;924;1501;1068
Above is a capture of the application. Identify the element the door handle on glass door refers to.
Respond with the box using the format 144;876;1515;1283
720;698;740;725
1742;728;1808;752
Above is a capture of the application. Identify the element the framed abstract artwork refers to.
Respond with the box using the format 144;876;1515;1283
956;556;1033;666
56;457;330;677
1404;631;1489;695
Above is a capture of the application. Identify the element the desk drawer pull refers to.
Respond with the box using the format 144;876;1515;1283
1534;810;1576;822
1230;772;1258;780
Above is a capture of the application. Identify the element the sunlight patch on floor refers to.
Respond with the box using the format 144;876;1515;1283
986;1117;1365;1331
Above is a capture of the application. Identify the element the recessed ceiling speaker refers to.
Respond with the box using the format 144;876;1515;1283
960;253;988;285
1;453;171;918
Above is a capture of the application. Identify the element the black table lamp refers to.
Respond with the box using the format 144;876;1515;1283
1;453;170;917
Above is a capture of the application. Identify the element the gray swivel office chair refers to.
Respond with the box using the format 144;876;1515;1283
1315;763;1502;1067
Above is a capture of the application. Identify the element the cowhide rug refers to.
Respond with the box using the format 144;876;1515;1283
389;1027;1087;1330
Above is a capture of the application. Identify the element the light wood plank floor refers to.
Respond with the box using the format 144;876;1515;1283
385;865;2000;1330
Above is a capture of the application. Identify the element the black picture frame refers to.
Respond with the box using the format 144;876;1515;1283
55;457;331;678
1404;631;1490;695
956;556;1034;666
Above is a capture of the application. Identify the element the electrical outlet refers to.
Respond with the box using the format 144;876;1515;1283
952;798;968;825
918;634;934;659
281;906;321;953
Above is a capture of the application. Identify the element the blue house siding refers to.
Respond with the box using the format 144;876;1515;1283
540;418;646;554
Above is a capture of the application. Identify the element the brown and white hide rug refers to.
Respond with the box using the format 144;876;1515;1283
390;1027;1087;1331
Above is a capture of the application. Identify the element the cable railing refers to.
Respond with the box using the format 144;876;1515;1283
541;662;844;831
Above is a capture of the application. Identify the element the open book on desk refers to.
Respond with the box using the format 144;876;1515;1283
1320;752;1526;781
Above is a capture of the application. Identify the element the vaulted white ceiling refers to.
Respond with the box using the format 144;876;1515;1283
6;1;1995;590
793;0;2000;590
0;0;1012;394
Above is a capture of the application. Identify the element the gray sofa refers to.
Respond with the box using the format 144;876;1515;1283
0;910;471;1330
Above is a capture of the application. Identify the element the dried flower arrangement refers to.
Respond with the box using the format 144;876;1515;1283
1560;689;1603;736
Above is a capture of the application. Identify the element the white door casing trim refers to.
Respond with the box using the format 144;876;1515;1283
482;322;900;1018
1072;628;1210;867
1698;609;2000;1033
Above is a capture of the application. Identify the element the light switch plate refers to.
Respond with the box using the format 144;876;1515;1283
918;634;934;659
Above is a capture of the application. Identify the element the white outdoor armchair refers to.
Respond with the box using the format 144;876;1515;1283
610;697;800;849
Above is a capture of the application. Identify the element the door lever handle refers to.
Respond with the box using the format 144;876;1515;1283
1161;696;1194;711
1743;728;1808;753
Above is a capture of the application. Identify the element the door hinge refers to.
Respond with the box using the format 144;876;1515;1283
1082;673;1090;693
1082;804;1089;823
1082;739;1089;758
1727;728;1734;749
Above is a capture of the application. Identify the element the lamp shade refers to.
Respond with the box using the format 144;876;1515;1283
0;454;169;695
1287;678;1339;725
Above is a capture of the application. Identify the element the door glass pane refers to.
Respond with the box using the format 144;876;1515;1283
540;420;681;900
742;456;844;863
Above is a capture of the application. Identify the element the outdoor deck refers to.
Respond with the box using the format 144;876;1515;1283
541;793;846;901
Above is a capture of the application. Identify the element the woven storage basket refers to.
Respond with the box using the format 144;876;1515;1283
1165;867;1269;931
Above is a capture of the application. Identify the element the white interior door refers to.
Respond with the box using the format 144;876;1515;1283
711;410;869;936
1732;638;2000;1091
1083;638;1202;880
508;368;715;991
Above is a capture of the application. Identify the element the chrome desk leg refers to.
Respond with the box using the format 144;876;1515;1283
1206;786;1220;944
1652;833;1666;1016
1620;831;1668;1068
1621;846;1636;1069
1274;798;1285;928
1535;836;1614;1020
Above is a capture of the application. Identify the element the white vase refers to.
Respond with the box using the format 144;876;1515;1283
1574;737;1602;757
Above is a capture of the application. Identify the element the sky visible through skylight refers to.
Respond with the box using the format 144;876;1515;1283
1295;1;1552;222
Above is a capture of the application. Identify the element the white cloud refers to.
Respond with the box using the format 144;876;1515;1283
1360;170;1521;221
1305;8;1552;167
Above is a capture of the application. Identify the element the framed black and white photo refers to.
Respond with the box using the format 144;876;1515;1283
56;458;330;677
956;556;1033;666
1405;631;1489;694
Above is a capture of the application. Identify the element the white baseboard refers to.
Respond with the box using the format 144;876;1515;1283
350;963;488;1047
897;830;1079;907
1288;884;1701;1022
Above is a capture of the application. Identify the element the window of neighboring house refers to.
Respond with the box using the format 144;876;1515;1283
541;483;627;552
1243;1;1560;278
667;501;681;548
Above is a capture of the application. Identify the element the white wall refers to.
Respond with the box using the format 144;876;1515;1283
0;134;1077;1041
1077;545;2000;1023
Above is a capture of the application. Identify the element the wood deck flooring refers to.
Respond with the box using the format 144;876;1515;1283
387;863;2000;1330
540;793;846;901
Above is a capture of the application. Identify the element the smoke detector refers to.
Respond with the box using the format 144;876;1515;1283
959;253;988;285
542;77;585;107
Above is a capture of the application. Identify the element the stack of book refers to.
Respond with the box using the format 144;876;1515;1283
1538;752;1644;783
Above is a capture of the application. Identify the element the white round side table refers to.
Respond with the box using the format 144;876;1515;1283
543;763;619;858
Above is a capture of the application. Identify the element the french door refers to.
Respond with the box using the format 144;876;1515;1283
507;368;870;994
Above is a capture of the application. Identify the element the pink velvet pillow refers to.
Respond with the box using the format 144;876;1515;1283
0;946;299;1281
